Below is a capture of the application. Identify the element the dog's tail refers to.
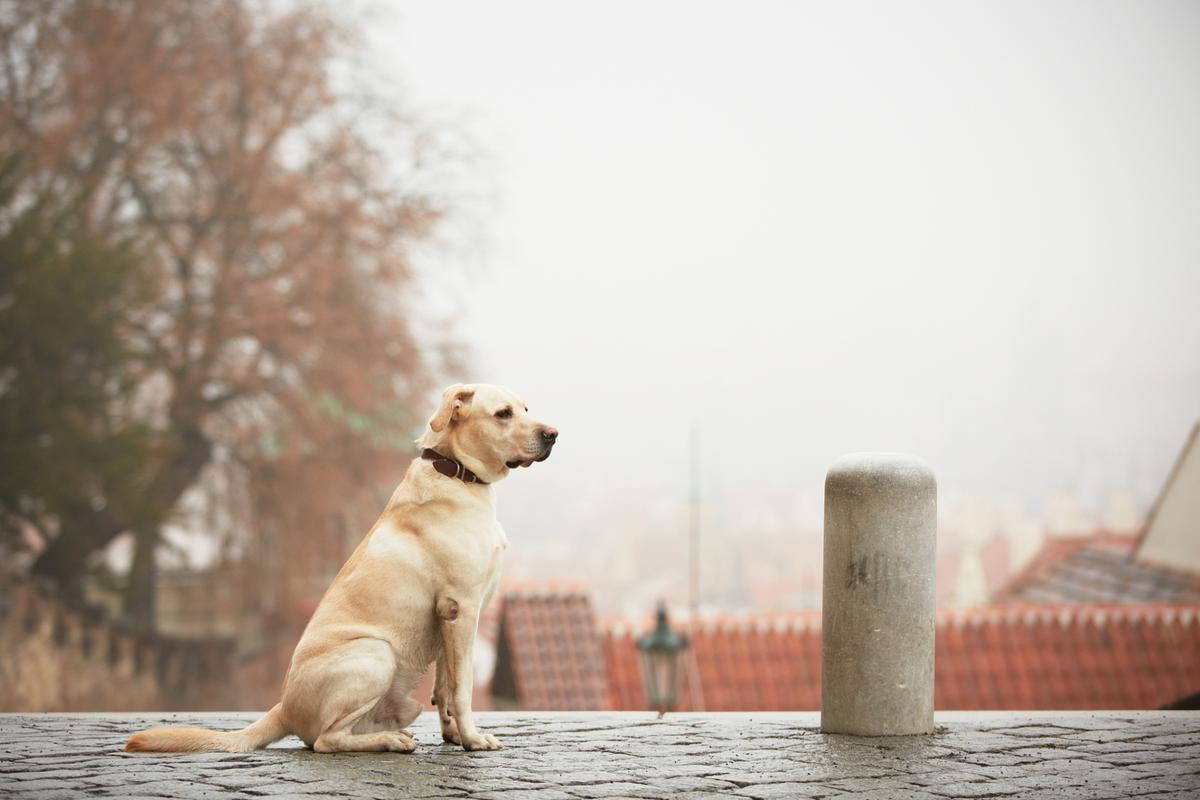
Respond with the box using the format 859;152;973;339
125;703;288;753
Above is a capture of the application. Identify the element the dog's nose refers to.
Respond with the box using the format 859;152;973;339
541;427;558;442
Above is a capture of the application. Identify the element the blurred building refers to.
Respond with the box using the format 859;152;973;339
0;578;236;712
995;531;1200;605
1136;422;1200;572
995;422;1200;606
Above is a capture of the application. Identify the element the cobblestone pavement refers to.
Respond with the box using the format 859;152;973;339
0;712;1197;799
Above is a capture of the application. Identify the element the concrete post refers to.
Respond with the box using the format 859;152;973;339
821;452;936;736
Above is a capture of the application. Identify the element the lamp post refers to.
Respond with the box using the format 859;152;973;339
636;602;689;717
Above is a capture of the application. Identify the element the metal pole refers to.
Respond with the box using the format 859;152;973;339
688;425;700;620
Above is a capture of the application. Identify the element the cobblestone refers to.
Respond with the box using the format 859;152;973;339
0;712;1196;799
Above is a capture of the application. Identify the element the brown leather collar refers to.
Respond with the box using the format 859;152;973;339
421;449;488;485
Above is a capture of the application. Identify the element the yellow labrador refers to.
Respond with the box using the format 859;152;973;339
126;384;556;753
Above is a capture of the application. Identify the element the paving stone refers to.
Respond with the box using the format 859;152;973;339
850;790;943;800
1071;741;1168;754
958;752;1037;766
1023;757;1112;775
734;783;846;798
963;764;1042;780
529;770;638;785
644;775;739;792
1019;786;1129;800
206;772;284;789
903;770;989;786
924;780;1021;797
1099;750;1190;765
1122;759;1200;776
1009;773;1086;789
825;776;928;793
1151;772;1200;789
0;778;77;792
471;790;578;800
1139;733;1200;746
991;726;1084;738
1006;746;1082;761
562;781;672;798
0;712;1196;799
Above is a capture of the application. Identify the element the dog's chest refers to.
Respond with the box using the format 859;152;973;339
449;516;508;585
479;522;508;607
480;520;508;578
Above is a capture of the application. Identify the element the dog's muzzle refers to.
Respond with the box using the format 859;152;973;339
506;427;557;468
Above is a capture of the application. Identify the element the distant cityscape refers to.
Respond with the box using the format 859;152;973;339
500;485;1149;620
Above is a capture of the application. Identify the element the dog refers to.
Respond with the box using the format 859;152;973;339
125;383;556;753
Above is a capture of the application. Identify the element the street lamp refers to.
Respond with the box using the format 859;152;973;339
636;602;689;716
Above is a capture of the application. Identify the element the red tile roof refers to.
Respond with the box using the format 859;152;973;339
605;614;822;712
935;606;1200;709
491;580;1200;712
490;586;610;710
602;605;1200;711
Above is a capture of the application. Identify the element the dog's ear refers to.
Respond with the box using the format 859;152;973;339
428;384;475;433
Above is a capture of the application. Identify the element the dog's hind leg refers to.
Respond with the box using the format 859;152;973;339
307;640;417;754
393;694;423;736
314;699;416;753
352;693;423;737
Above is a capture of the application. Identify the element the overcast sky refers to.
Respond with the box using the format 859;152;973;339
356;1;1199;551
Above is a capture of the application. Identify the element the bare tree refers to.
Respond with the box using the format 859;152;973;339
0;0;461;626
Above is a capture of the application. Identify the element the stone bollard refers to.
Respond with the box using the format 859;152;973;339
821;452;936;735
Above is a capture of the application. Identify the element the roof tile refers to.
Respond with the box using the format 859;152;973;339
492;587;609;710
996;531;1200;605
600;605;1200;711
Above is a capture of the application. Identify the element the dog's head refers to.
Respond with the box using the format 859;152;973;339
415;383;557;483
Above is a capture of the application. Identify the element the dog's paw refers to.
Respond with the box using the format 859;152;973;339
461;732;503;751
440;717;462;745
383;732;417;753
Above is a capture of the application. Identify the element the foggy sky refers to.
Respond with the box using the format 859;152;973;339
362;1;1200;552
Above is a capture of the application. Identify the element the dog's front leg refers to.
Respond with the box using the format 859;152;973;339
432;657;461;744
437;595;502;751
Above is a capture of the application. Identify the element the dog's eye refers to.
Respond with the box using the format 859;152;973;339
495;407;513;420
